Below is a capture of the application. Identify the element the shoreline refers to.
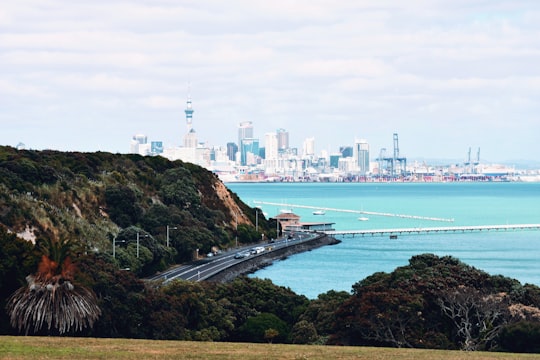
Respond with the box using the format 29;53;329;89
206;234;341;283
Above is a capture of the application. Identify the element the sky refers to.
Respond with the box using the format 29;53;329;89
1;1;539;163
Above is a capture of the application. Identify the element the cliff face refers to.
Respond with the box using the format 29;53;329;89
0;146;267;265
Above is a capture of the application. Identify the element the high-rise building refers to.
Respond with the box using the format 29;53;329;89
238;121;254;165
340;146;353;158
265;132;278;160
151;141;163;155
276;128;289;151
302;137;315;157
238;121;253;147
264;132;279;174
226;142;238;162
354;139;370;174
130;134;150;155
240;138;259;166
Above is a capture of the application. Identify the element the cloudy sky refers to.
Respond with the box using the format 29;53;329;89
1;1;539;163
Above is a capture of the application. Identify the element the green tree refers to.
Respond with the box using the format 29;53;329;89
159;168;201;209
238;313;289;343
104;185;143;227
299;290;350;337
497;321;540;353
291;320;318;344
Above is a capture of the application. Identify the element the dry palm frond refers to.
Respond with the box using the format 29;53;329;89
6;237;101;335
7;276;101;335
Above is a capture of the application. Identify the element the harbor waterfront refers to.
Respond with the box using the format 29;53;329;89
226;182;540;299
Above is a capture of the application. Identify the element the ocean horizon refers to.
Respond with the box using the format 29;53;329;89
226;182;540;299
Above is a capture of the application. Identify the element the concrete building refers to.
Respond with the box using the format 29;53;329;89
277;128;289;151
354;139;370;174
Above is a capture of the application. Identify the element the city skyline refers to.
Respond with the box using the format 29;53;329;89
1;1;539;163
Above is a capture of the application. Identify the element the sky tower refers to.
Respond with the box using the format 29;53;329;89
184;94;194;133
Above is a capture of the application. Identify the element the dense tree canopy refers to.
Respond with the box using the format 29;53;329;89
1;147;540;352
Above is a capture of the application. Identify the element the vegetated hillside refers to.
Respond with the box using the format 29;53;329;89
0;145;275;275
2;146;540;352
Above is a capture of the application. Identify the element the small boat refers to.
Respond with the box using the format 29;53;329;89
358;216;369;221
313;210;326;215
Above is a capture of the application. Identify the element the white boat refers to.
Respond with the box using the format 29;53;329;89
358;216;369;221
313;210;326;215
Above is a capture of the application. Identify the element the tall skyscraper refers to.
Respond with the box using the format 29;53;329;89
226;142;238;162
276;128;289;151
185;94;194;133
265;132;278;160
302;137;315;157
238;121;254;165
238;121;254;147
354;139;370;174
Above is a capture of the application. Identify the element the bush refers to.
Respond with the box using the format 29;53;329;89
497;321;540;353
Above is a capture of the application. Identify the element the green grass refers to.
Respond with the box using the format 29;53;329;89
1;337;539;360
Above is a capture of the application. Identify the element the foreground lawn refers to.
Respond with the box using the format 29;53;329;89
1;336;539;360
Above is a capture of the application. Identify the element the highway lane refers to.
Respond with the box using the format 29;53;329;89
145;232;319;283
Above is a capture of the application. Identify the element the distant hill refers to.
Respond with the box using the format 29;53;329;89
0;145;274;275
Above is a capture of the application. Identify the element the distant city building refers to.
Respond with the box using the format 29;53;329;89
183;95;197;148
130;134;150;155
238;121;254;147
329;153;341;168
340;146;353;158
303;137;315;157
183;129;197;148
277;128;289;151
161;93;211;167
354;139;370;174
226;142;238;162
265;133;278;160
240;138;259;166
184;94;194;133
151;141;163;155
238;121;254;166
264;132;279;174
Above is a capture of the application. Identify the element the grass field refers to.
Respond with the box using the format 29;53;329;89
1;336;539;359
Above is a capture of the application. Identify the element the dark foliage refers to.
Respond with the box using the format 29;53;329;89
330;253;540;351
497;321;540;353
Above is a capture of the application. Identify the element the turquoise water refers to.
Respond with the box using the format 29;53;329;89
226;182;540;298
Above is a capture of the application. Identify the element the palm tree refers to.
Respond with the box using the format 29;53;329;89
6;237;101;335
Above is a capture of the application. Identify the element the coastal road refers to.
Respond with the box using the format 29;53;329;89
145;232;318;283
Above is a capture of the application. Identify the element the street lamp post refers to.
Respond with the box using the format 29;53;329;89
113;236;117;258
166;225;177;248
255;208;259;232
136;232;140;258
136;232;149;258
234;211;238;248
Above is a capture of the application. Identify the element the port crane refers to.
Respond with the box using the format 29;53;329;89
376;133;407;178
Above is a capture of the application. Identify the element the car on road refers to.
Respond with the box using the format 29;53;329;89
234;251;250;259
250;246;265;255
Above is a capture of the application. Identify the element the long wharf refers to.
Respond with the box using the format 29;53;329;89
253;201;455;223
324;224;540;237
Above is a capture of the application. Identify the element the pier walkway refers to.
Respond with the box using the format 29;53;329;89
323;223;540;238
253;201;455;222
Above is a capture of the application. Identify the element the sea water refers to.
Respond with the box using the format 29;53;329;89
226;182;540;299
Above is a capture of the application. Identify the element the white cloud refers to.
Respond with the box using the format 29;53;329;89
0;0;539;160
